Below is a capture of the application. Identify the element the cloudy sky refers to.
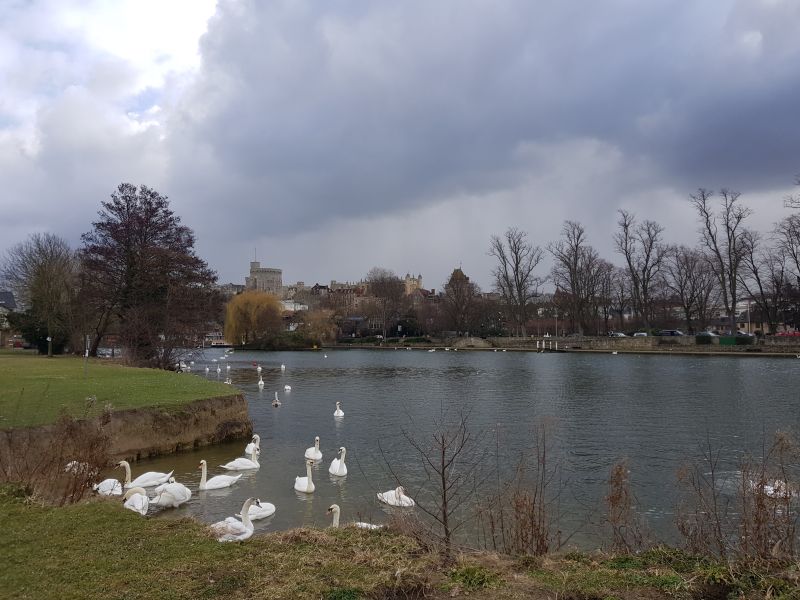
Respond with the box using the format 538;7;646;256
1;0;799;290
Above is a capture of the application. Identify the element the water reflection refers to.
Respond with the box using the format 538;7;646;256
120;348;800;544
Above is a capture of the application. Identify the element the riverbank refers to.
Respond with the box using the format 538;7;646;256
0;486;794;600
0;354;252;463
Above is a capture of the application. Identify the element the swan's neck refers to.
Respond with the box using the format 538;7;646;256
200;463;207;487
241;499;253;528
315;439;320;451
122;462;131;485
331;509;340;528
340;449;346;464
249;450;259;465
306;463;313;488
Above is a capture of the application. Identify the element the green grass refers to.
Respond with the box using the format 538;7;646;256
0;486;434;600
0;354;234;428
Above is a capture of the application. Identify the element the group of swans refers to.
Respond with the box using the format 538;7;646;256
119;475;192;515
94;460;173;496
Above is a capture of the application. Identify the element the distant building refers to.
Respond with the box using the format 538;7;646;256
245;261;283;296
0;290;17;347
404;273;423;295
217;282;246;298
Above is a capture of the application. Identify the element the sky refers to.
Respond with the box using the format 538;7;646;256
1;0;799;291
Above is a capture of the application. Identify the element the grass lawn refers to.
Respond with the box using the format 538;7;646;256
0;486;435;600
0;354;233;428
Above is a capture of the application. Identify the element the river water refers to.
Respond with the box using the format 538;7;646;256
121;348;800;545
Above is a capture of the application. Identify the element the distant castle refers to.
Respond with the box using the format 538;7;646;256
245;261;283;296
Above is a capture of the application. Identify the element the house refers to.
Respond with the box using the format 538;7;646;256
0;290;17;347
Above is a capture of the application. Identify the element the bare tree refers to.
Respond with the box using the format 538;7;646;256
690;188;752;334
776;213;800;282
663;245;719;333
383;405;489;562
548;221;607;334
613;211;666;328
1;233;76;356
608;267;632;332
365;267;405;338
488;228;543;336
784;174;800;210
740;231;789;334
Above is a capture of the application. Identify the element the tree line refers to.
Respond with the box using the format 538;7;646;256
1;183;221;366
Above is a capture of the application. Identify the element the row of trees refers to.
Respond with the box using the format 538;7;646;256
1;183;220;366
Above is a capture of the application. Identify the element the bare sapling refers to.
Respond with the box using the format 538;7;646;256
605;459;645;553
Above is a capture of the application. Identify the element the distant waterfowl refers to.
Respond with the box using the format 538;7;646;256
305;436;322;461
329;447;347;476
216;366;221;374
122;487;149;516
294;459;315;493
272;392;281;407
284;384;292;391
428;349;435;353
333;402;344;417
612;351;618;355
377;485;415;507
93;478;123;496
281;364;286;371
257;376;264;390
257;364;262;373
221;449;260;471
244;434;260;456
205;366;209;374
199;459;242;490
210;498;261;542
118;460;172;489
149;478;192;508
224;377;232;384
226;364;231;371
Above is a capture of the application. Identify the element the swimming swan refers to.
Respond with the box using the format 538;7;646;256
281;364;286;371
333;402;344;417
272;392;281;407
328;447;347;476
257;376;264;389
327;504;381;530
122;487;149;516
237;500;276;520
118;460;173;489
244;434;260;456
256;365;262;373
284;385;292;391
93;478;123;496
304;436;322;461
377;485;415;507
210;498;261;542
199;459;242;490
221;449;260;471
294;459;315;493
149;478;192;508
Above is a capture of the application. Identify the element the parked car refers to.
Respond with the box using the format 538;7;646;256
697;331;719;337
609;332;627;337
632;332;648;337
658;329;685;336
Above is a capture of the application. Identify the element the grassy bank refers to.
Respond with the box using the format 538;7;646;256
0;354;233;428
2;486;797;600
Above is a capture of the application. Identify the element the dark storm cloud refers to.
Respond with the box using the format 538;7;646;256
166;0;800;246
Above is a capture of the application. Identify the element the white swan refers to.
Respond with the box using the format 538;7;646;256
118;460;173;489
284;384;292;391
199;459;242;490
304;436;322;461
221;448;260;471
328;446;347;476
224;377;232;384
216;366;221;374
272;392;281;407
226;364;231;371
294;459;315;493
256;364;262;373
244;434;260;456
377;485;415;507
280;364;286;371
205;366;209;374
327;504;381;530
257;376;264;390
237;500;276;520
333;402;344;417
149;478;192;508
93;478;122;496
122;487;149;516
210;498;261;542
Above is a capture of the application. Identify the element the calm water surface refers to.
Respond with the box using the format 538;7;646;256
123;349;800;544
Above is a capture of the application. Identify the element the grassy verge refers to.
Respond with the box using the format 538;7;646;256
0;486;434;600
0;354;233;428
3;486;798;600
